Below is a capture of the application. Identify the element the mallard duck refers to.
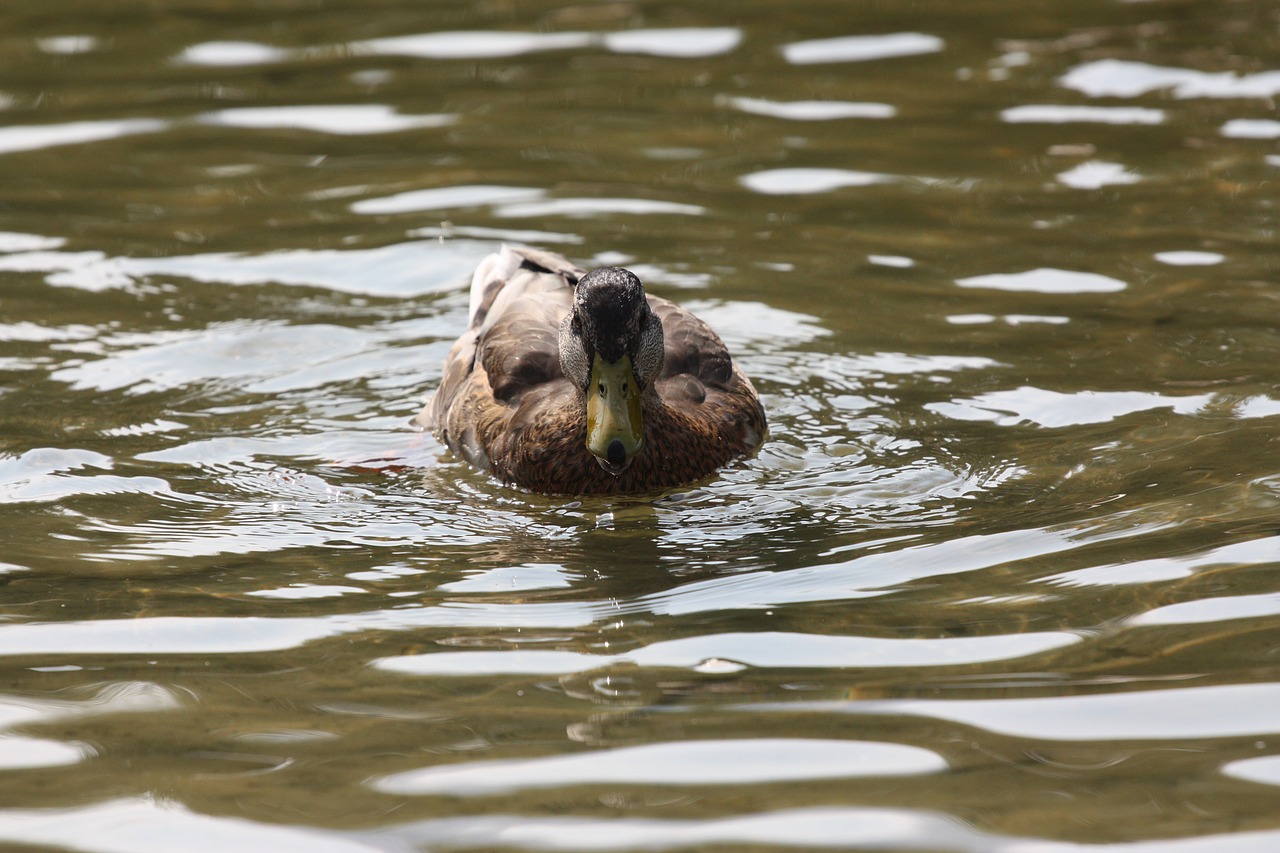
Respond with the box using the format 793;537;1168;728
420;246;767;495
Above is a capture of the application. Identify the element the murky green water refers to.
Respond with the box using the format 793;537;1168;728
2;1;1280;850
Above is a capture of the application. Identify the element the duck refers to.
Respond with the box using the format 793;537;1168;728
419;245;767;495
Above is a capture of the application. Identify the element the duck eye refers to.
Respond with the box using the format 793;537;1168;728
598;382;606;398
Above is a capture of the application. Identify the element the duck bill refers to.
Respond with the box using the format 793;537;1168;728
585;353;644;476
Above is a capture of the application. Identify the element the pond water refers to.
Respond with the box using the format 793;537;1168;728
2;0;1280;850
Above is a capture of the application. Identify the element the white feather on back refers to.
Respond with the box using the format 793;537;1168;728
468;245;524;325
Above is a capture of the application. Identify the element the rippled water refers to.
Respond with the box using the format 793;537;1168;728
2;1;1280;850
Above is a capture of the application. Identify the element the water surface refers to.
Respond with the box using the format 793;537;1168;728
2;1;1280;850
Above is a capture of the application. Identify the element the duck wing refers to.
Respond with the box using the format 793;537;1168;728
648;297;734;402
421;247;584;463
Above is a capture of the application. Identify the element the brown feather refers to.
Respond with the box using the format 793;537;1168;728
421;247;766;495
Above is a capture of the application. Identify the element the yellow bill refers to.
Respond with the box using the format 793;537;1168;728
585;353;644;474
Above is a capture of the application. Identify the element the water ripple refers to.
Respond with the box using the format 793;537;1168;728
781;32;944;65
374;739;945;795
199;105;456;135
725;97;896;121
1061;59;1280;99
0;796;380;853
376;630;1078;677
0;118;166;155
772;682;1280;741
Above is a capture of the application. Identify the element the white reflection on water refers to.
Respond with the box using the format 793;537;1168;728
36;35;99;55
0;521;1133;658
739;168;897;195
51;321;372;395
1;470;171;505
353;27;742;61
0;682;178;770
0;735;87;770
376;630;1078;676
1000;105;1165;125
1131;593;1280;629
1061;59;1280;99
493;198;706;218
955;268;1126;293
380;810;1280;852
0;617;342;656
379;650;616;676
354;30;593;59
0;103;456;157
0;237;488;296
5;798;1279;853
781;32;944;65
947;314;1068;326
352;185;545;215
0;447;173;505
602;28;742;57
0;796;381;853
0;232;65;252
199;105;456;135
1045;538;1279;591
409;223;583;245
679;300;829;354
1222;755;1280;787
0;118;166;155
632;522;1149;617
927;387;1215;429
438;563;573;592
0;602;609;657
247;584;368;600
1055;161;1140;190
631;631;1077;668
174;40;291;66
1220;119;1280;139
1154;251;1224;266
869;254;914;268
381;807;1280;852
724;96;896;121
786;682;1280;741
126;240;486;297
374;738;945;795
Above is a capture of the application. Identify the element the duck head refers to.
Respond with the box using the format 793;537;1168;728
558;266;665;476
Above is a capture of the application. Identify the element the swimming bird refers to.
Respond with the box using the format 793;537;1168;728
420;246;766;494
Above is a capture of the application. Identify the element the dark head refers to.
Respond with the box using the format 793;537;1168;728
558;266;664;476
